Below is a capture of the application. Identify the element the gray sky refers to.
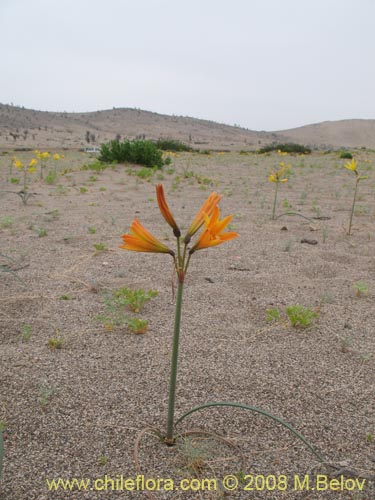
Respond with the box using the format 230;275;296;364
1;0;374;131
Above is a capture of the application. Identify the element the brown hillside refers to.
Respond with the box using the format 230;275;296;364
0;104;276;150
0;104;374;150
274;119;375;149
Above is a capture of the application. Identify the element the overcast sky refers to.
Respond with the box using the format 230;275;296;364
1;0;374;131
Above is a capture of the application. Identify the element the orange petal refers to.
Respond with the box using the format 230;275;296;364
156;184;180;236
121;219;173;254
185;192;221;240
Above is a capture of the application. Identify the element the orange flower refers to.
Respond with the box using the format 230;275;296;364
156;184;180;237
120;219;173;254
190;206;238;253
185;191;221;242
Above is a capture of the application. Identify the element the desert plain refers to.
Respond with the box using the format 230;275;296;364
0;146;375;500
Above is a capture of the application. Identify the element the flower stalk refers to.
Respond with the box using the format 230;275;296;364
344;159;367;236
120;184;238;443
165;279;184;444
268;162;289;220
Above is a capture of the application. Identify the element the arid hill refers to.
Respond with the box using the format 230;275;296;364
0;103;374;150
274;119;375;150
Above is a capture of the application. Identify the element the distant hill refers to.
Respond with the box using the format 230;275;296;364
0;104;374;150
273;119;375;149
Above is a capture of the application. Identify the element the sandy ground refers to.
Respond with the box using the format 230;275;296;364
0;150;374;499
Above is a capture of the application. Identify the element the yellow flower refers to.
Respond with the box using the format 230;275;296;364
344;159;357;173
190;206;238;253
53;154;60;160
120;219;173;254
28;167;36;174
13;158;23;169
29;159;37;168
268;162;288;183
41;152;50;159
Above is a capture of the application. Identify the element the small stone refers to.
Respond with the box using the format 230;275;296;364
280;226;288;231
301;238;318;245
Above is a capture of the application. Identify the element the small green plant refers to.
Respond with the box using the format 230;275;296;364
127;318;149;334
98;455;107;466
45;209;60;221
93;243;106;252
39;385;54;407
79;187;88;194
266;308;280;322
113;287;158;313
286;305;317;328
10;177;20;184
59;294;73;300
340;335;353;353
88;226;97;234
21;323;32;341
135;166;156;179
37;228;48;237
366;433;373;443
282;198;292;209
322;226;329;243
0;216;14;228
48;337;63;349
97;287;157;332
353;281;368;297
45;170;57;184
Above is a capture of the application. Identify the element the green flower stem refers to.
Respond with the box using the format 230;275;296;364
347;178;359;235
0;429;3;479
272;182;279;220
23;168;27;191
176;237;181;266
166;279;184;444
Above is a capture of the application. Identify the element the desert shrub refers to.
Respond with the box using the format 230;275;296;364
99;140;163;168
156;138;192;152
258;143;311;154
339;150;353;159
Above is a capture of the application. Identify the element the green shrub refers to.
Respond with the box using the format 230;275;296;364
156;138;192;152
99;140;164;168
339;151;353;159
258;143;311;154
286;305;317;328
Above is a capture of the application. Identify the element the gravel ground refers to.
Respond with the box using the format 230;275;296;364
0;150;374;500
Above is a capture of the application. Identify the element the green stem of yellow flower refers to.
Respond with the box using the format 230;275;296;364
23;168;27;192
165;279;184;444
347;178;359;236
271;182;279;220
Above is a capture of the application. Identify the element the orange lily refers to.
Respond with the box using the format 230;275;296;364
156;184;181;237
190;206;238;253
185;191;221;242
120;219;173;254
